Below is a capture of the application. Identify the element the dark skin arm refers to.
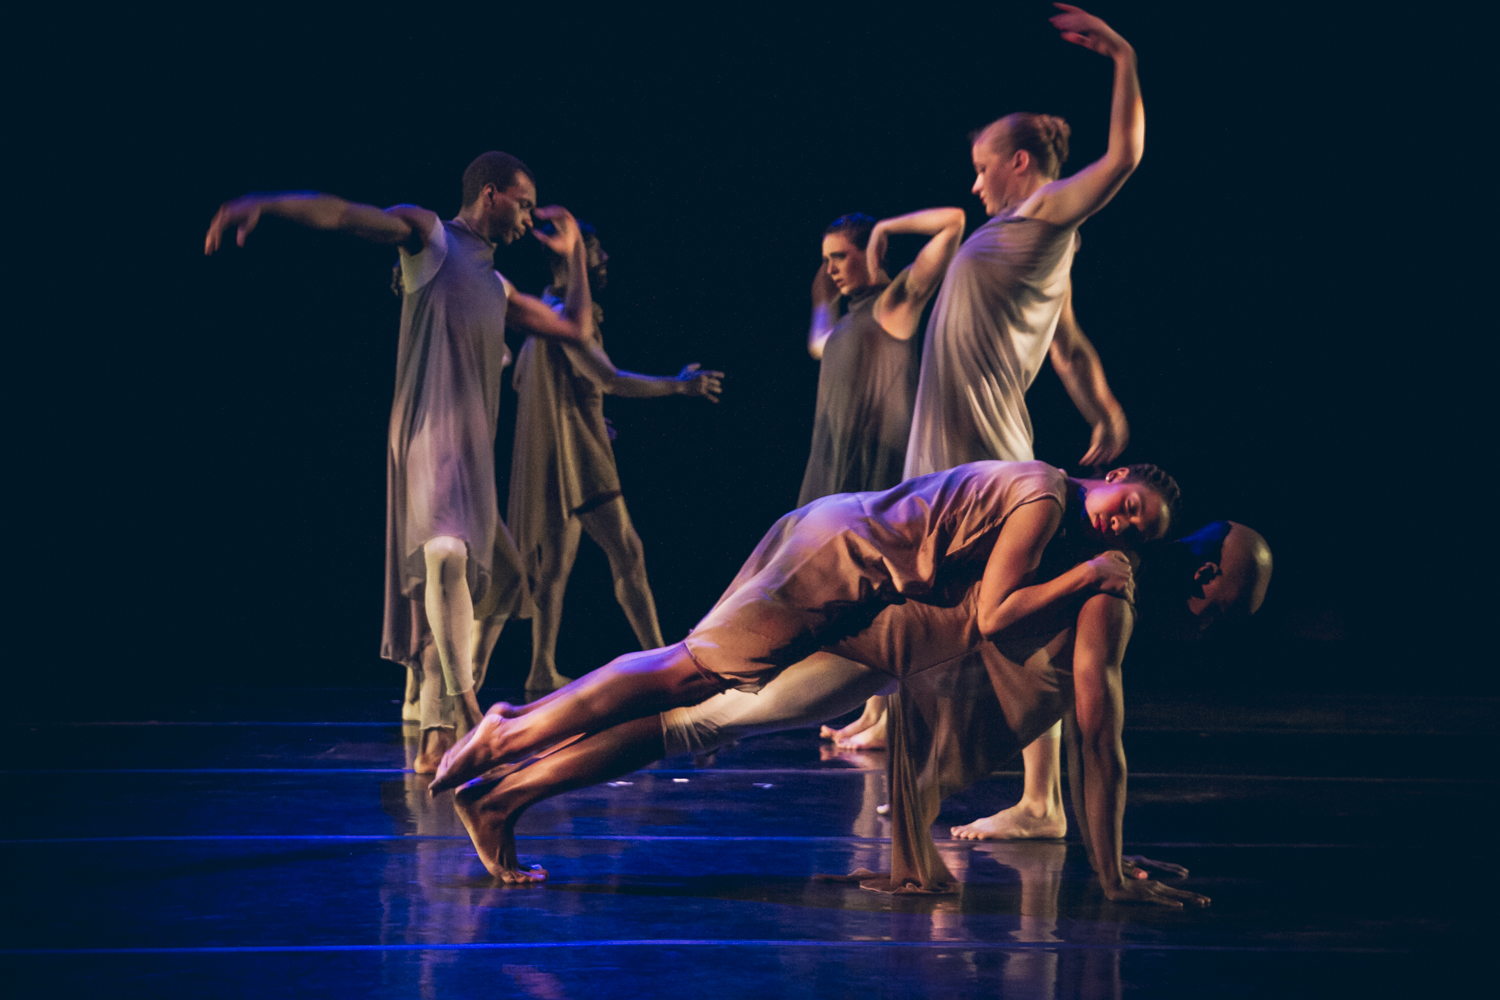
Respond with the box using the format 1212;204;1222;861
1063;594;1210;908
975;501;1136;641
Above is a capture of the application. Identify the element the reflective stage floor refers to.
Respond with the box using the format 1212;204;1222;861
3;689;1493;998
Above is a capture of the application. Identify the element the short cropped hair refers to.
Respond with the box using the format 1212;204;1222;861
461;151;535;206
971;113;1072;180
823;213;877;251
1119;463;1182;530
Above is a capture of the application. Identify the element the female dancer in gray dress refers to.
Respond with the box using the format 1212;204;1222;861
800;207;966;747
902;2;1144;837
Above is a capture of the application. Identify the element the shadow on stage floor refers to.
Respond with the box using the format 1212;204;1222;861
3;686;1492;998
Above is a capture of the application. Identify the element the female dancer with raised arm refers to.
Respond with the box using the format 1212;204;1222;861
904;2;1143;837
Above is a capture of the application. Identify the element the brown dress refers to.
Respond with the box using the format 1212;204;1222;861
832;594;1083;893
380;218;531;670
507;292;624;588
684;461;1068;690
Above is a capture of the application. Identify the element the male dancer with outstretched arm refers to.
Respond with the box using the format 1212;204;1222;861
204;152;595;771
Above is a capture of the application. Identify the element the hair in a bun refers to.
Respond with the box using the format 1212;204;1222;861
971;113;1072;180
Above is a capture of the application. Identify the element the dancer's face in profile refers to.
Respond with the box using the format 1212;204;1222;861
821;233;872;296
1082;469;1171;545
586;238;609;291
480;175;538;244
971;142;1007;216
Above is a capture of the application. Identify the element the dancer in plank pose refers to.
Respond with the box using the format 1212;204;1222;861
511;223;723;695
801;207;967;749
429;461;1198;908
205;152;594;771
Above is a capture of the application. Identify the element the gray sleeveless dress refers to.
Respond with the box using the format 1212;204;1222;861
508;292;623;583
797;285;917;506
905;208;1079;475
380;219;530;670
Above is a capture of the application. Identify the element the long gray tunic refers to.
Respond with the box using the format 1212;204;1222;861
797;285;917;506
508;292;623;583
904;207;1079;476
381;218;530;670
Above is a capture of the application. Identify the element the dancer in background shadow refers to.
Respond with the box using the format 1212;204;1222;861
801;207;967;750
204;152;595;772
511;223;723;696
902;3;1142;833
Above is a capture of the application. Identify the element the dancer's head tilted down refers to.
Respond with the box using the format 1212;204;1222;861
1071;463;1181;546
1177;521;1273;629
458;151;538;245
970;112;1073;217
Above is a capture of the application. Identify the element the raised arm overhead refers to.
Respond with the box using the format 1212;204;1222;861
867;207;967;341
1026;4;1144;227
969;4;1143;229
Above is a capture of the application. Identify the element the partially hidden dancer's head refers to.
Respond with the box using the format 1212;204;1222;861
821;213;877;296
1177;521;1273;630
461;151;537;245
547;221;607;292
970;113;1071;216
1078;464;1181;547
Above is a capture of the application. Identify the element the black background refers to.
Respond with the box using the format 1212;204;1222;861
21;3;1477;702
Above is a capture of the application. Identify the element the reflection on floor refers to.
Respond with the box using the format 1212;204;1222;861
3;688;1493;998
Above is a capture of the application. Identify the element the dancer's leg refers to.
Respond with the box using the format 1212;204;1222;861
423;536;483;731
471;615;507;694
950;722;1067;840
402;666;421;723
431;643;726;793
454;715;666;881
526;517;583;694
663;653;891;755
414;643;455;773
454;652;890;878
578;497;664;650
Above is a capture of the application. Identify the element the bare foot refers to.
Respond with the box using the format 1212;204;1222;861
836;711;887;750
414;727;455;775
950;802;1067;841
820;695;886;743
453;778;550;883
429;710;522;793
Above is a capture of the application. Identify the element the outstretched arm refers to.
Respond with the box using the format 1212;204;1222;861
1049;284;1129;465
869;207;967;341
1063;593;1210;908
604;363;724;401
808;265;841;359
205;193;436;255
1024;5;1144;229
974;501;1136;641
